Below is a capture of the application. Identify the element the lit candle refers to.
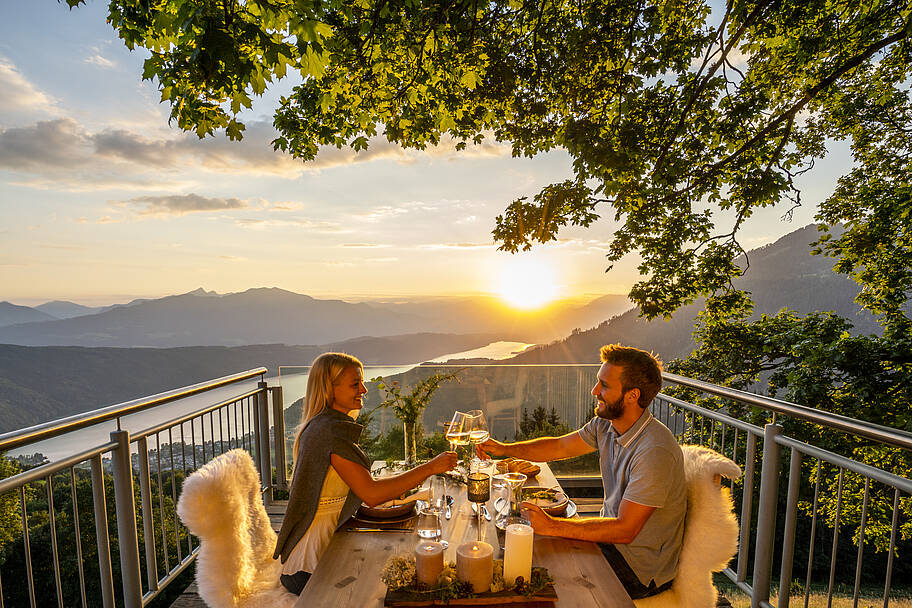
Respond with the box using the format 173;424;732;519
503;523;533;585
455;540;494;592
415;541;444;586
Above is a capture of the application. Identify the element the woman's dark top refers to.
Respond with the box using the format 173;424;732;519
273;407;370;563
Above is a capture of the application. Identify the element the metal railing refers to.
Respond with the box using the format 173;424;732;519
0;363;909;607
657;373;912;608
0;368;289;608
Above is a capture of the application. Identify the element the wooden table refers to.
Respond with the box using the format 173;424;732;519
294;462;635;607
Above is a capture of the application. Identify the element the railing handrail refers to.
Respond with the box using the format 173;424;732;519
662;371;912;451
0;367;267;453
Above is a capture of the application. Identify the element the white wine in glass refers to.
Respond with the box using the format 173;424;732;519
465;409;489;470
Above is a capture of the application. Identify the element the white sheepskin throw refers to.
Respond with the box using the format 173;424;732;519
634;445;742;608
177;449;295;608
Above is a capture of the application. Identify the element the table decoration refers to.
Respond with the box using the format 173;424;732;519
415;541;444;585
456;540;494;592
503;523;533;585
380;553;556;606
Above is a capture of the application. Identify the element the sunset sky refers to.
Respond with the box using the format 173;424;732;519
1;1;845;307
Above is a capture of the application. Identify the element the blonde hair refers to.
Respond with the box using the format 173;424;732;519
291;352;363;464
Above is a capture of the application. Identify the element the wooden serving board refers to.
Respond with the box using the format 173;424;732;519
384;584;557;606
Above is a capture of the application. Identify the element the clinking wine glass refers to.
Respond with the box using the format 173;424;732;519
446;411;470;471
465;409;489;472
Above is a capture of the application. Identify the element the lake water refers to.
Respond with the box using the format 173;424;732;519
10;341;534;460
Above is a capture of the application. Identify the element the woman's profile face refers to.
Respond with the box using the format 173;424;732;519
331;365;367;414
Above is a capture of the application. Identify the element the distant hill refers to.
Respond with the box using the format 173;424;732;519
0;332;497;433
0;289;630;347
0;302;56;327
34;300;108;319
506;225;883;364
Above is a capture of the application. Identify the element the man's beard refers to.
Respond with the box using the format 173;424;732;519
594;394;624;420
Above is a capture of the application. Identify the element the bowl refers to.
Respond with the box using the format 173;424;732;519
521;486;569;516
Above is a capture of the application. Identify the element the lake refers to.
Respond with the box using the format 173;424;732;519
9;341;533;460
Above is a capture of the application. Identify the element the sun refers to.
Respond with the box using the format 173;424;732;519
496;255;560;309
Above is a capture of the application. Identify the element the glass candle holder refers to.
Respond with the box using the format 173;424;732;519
467;472;490;503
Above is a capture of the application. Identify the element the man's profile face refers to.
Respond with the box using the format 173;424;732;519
591;363;626;420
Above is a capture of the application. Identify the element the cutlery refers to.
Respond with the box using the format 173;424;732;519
346;527;412;533
471;502;492;521
444;495;453;520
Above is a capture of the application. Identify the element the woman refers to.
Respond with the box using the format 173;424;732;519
273;352;456;595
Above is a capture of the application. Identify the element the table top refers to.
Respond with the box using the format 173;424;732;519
294;461;634;607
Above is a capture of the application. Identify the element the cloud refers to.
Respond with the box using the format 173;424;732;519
0;115;514;192
234;217;347;232
418;242;493;250
85;54;116;69
355;205;411;223
340;243;391;248
0;119;90;170
0;57;56;114
115;194;248;216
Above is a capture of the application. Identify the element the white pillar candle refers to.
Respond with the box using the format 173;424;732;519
455;540;494;593
415;541;444;586
503;523;533;585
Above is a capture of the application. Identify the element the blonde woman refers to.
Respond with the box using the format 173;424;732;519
273;352;457;594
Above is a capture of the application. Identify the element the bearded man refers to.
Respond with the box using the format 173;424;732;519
477;344;686;600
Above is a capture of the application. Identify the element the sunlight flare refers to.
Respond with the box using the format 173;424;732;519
495;254;560;309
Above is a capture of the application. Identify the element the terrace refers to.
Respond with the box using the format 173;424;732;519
0;363;909;608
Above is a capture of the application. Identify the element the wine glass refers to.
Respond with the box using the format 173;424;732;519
465;409;489;472
446;411;470;470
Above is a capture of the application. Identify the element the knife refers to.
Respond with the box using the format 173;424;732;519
346;527;412;533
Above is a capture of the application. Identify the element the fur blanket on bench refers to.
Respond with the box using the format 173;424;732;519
634;444;742;608
177;449;295;608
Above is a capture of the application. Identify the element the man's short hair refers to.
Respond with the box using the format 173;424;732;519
599;344;663;409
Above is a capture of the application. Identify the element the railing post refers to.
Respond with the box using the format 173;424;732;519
91;455;115;608
257;381;273;504
137;436;159;594
111;429;143;608
271;385;287;490
752;423;782;607
778;447;802;608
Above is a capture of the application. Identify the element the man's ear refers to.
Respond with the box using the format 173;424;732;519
625;387;641;407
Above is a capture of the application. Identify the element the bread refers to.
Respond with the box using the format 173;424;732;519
495;457;541;477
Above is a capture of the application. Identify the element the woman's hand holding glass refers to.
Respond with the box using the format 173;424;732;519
426;450;458;476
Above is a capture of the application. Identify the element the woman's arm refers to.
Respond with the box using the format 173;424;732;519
330;451;458;507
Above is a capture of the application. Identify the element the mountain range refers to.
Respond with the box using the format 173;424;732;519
0;289;631;347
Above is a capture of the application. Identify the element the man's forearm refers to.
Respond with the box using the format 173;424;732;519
501;436;568;462
536;515;639;545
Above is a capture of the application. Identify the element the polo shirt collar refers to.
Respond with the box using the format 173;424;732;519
611;409;653;448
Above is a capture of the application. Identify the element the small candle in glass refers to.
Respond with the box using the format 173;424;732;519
455;540;494;592
415;540;444;586
467;472;490;503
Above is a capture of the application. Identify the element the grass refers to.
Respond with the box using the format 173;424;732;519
714;574;912;608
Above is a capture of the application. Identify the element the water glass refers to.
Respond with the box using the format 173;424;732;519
416;511;443;543
424;475;447;515
495;515;531;551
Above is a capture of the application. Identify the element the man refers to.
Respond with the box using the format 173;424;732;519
477;344;686;599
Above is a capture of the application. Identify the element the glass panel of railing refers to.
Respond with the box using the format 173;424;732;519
278;364;603;478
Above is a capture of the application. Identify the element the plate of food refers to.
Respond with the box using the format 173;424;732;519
495;457;541;478
521;486;570;516
357;502;416;519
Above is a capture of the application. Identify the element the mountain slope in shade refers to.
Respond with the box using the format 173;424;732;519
35;300;107;319
508;225;882;364
0;288;630;348
0;302;57;327
0;332;497;433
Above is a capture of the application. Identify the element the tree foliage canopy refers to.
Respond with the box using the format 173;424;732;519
71;0;912;323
